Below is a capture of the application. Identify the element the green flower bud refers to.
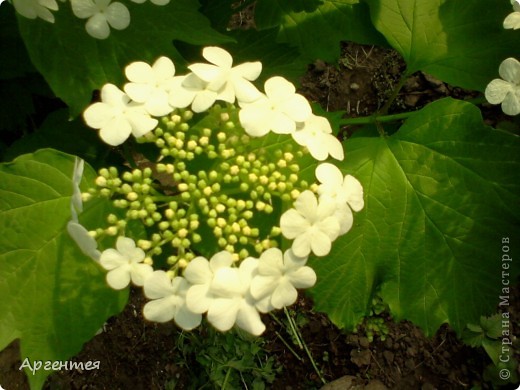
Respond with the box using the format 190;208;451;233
107;214;118;224
239;236;248;245
159;221;170;230
127;192;139;201
106;226;118;236
192;234;202;243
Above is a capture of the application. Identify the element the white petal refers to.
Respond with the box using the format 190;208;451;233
71;0;96;18
316;215;341;240
294;190;318;220
144;89;173;116
271;280;297;309
144;270;175;299
292;233;312;257
105;2;130;30
83;102;113;129
150;0;170;5
231;77;262;103
257;248;283;276
85;14;111;40
326;135;345;161
280;94;312;122
250;275;278;300
186;284;213;314
152;56;176;82
13;0;39;19
239;104;271;137
280;209;308;239
309;229;333;256
499;58;520;84
270;111;296;134
143;297;176;323
203;46;233;68
209;250;234;271
316;163;343;187
184;257;212;284
130;263;153;286
174;304;201;330
235;302;265;335
125;108;158;137
189;63;222;84
288;267;317;289
106;265;131;289
485;79;512;104
99;116;132;145
335;205;354;235
232;61;262;81
344;175;364;211
265;76;295;100
125;61;153;84
502;90;520;115
504;12;520;29
124;83;153;104
207;297;240;331
67;221;101;261
99;248;126;270
211;267;242;297
116;236;144;262
191;90;217;112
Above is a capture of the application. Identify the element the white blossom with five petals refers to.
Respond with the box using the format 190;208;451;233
71;0;130;39
280;190;340;257
143;271;201;330
124;57;176;116
83;83;158;146
239;76;312;137
485;57;520;116
99;236;153;289
251;248;316;311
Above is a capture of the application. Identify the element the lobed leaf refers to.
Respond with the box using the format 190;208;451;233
0;149;127;389
365;0;520;91
309;98;520;336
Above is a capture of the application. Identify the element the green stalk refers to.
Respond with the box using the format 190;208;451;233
283;308;327;385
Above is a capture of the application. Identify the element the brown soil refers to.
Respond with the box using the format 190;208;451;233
1;41;518;390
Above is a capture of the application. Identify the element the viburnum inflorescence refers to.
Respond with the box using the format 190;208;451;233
71;46;364;335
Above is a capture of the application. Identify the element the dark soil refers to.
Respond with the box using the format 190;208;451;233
1;40;519;390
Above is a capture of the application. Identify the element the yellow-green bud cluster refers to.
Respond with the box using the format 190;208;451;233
88;105;314;272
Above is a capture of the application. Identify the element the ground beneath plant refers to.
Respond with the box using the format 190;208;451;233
1;42;519;390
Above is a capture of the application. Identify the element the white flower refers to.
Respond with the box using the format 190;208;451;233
143;271;201;330
71;0;130;40
504;0;520;29
12;0;58;23
315;163;364;234
239;76;312;137
485;58;520;116
189;47;262;104
99;236;153;289
67;221;101;261
292;115;344;161
280;190;340;257
124;57;176;116
250;248;316;311
83;83;158;146
184;251;233;314
207;257;265;335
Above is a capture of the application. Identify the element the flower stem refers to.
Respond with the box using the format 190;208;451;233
339;111;413;126
283;307;327;385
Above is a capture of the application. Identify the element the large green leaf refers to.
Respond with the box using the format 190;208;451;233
365;0;520;91
14;0;233;116
0;149;127;389
254;0;388;62
309;98;520;336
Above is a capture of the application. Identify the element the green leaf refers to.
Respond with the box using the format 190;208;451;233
4;109;109;165
309;98;520;336
480;313;504;340
255;0;388;62
365;0;520;91
0;149;127;389
15;0;233;116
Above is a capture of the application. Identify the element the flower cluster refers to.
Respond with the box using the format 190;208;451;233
71;47;364;335
12;0;169;39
